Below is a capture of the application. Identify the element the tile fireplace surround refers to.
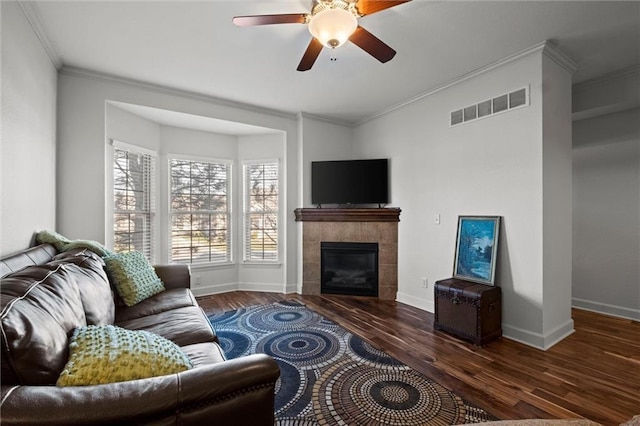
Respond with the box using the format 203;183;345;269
294;208;401;300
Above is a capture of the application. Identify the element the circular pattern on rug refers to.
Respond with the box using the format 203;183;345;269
208;307;246;324
215;329;252;358
243;303;322;332
257;329;344;368
348;334;404;367
273;359;308;416
314;360;468;425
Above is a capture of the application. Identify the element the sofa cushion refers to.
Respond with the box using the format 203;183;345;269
50;249;115;325
181;342;227;368
57;325;193;386
1;264;87;385
115;288;197;323
104;251;165;306
116;306;217;347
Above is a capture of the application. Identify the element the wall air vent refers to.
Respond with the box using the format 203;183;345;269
450;86;529;127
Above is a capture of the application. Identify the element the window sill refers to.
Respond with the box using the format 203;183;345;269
241;262;282;269
188;262;236;271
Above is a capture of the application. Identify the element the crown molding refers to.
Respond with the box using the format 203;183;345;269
542;42;578;74
572;64;640;92
298;112;353;128
59;66;300;122
355;40;572;126
18;1;63;70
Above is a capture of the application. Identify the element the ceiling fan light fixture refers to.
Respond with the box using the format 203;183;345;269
308;8;358;48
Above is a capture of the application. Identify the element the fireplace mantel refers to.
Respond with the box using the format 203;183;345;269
296;207;400;300
294;207;401;223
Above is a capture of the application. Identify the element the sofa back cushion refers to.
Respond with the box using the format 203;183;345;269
0;243;57;279
50;249;115;325
1;263;87;385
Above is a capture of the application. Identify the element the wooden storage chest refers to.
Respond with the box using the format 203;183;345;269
434;278;502;346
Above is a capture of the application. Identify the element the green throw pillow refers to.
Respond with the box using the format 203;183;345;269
104;251;165;306
57;325;193;386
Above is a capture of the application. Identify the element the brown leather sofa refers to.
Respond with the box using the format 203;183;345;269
0;244;280;425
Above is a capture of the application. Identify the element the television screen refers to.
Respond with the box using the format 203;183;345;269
311;159;389;206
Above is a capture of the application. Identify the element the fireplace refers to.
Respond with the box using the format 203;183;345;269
294;208;401;300
321;242;378;297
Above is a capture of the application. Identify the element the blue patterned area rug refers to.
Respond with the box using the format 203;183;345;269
208;300;497;425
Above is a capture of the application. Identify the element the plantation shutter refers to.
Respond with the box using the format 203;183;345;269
243;161;279;262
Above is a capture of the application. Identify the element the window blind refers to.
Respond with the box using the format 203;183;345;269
113;147;156;261
243;161;279;262
170;158;231;264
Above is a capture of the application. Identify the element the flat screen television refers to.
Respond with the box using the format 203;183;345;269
311;159;389;206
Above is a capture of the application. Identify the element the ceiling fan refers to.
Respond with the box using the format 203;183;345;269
232;0;411;71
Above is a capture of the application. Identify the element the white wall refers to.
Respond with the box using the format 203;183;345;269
351;44;575;349
237;133;286;292
541;54;574;346
57;70;300;293
573;108;640;320
296;114;354;292
299;114;354;207
571;69;640;321
104;103;161;254
106;103;160;152
1;2;58;256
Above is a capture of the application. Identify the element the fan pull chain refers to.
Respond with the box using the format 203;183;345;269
330;47;337;62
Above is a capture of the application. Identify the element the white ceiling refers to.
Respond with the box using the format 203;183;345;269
29;1;640;125
110;101;283;135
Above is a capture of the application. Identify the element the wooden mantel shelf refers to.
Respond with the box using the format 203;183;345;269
294;208;401;222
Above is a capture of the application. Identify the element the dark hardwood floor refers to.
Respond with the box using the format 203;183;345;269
197;292;640;426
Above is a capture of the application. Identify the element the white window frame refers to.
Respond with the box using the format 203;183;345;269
243;159;280;263
168;154;233;265
110;140;157;262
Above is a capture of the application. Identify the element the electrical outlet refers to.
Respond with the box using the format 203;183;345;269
434;214;440;225
194;275;202;286
422;277;428;288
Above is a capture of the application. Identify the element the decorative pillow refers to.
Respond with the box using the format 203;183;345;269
57;325;192;386
104;251;165;306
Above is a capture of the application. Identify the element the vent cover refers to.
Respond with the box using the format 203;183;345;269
450;87;529;127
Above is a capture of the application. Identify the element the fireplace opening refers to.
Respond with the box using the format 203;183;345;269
321;242;378;297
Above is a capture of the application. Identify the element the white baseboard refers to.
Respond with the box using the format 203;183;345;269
238;282;286;293
284;283;300;294
502;318;574;350
190;282;237;297
572;297;640;321
190;281;289;297
396;291;434;313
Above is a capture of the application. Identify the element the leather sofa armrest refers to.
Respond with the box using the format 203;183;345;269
0;354;280;426
153;263;191;290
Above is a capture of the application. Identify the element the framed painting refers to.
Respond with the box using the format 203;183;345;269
453;216;501;285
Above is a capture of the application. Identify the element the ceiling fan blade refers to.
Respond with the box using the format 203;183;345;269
232;14;307;27
349;26;396;63
297;38;324;71
355;0;411;16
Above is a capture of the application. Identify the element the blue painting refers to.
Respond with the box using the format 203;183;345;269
453;216;500;285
